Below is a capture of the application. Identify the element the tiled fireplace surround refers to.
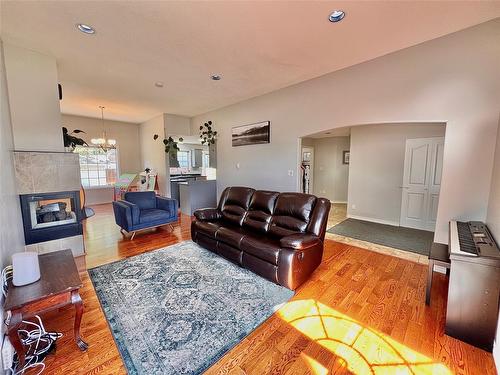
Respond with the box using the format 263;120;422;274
13;151;85;265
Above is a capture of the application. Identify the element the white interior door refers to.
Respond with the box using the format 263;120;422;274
400;137;444;231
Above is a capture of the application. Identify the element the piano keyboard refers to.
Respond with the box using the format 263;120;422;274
449;220;499;258
456;221;479;255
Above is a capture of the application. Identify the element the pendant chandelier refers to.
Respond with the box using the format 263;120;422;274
91;106;116;149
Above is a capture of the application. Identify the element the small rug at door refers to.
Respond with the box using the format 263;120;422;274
327;218;434;256
88;241;294;375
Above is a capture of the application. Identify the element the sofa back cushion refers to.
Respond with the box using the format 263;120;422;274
306;197;331;240
269;193;316;237
124;191;156;210
242;190;279;233
220;187;255;226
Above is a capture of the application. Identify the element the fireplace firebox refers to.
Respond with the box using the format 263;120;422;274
20;191;83;245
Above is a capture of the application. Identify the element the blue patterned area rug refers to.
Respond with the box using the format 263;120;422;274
89;241;294;375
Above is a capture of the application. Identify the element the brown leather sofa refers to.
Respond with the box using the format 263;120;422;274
191;186;331;290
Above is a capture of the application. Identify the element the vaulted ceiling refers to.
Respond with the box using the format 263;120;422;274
2;1;499;123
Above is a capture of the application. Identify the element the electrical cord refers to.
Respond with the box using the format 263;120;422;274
9;315;62;375
2;265;13;298
2;265;13;327
2;266;62;374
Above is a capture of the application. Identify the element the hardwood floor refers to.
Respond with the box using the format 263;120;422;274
32;204;495;374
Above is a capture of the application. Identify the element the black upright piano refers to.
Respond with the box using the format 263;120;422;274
446;221;500;351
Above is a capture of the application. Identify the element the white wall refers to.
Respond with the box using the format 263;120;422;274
139;114;168;196
61;114;141;173
191;20;500;244
486;117;500;371
60;114;142;205
3;43;63;152
82;187;114;206
348;123;445;225
486;119;500;265
0;41;25;269
304;137;350;203
165;114;191;136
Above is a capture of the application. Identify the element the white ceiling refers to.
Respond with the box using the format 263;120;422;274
2;1;499;123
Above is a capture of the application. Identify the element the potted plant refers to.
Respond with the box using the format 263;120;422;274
199;121;217;145
153;135;183;168
62;127;88;152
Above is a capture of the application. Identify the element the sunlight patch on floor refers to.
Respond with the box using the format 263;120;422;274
302;353;329;375
277;299;451;375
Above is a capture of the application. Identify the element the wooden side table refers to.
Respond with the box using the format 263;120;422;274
4;249;88;368
425;242;450;305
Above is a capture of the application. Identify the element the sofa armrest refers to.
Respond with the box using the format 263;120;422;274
156;196;178;216
280;233;321;250
194;208;221;221
112;200;140;230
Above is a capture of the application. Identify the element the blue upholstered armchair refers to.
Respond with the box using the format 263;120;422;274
112;191;178;240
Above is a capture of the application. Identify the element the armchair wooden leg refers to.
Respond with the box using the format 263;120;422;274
168;224;174;231
130;231;136;240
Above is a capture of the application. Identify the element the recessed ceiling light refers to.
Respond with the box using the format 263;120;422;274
155;81;164;88
76;23;95;34
328;10;345;23
210;74;222;81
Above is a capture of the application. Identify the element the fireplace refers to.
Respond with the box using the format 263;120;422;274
20;191;83;245
14;151;85;257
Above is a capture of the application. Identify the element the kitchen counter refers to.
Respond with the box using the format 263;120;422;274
170;173;203;181
170;174;207;201
170;173;202;177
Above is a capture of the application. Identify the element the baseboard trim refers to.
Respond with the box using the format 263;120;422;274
347;214;400;227
433;265;447;274
331;201;347;204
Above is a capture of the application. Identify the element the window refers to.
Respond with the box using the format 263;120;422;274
202;152;210;168
75;146;118;187
177;151;190;169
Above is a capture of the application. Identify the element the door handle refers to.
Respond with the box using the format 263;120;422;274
399;186;409;189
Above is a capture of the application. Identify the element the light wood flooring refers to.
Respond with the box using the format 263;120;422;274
30;203;495;374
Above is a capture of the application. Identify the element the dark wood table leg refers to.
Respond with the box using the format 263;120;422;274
425;260;434;305
71;290;88;351
8;310;25;368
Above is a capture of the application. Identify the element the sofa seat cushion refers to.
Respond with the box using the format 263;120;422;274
192;220;222;238
139;208;174;224
215;226;247;248
240;235;281;265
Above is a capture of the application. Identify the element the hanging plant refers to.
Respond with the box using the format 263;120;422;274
153;135;183;153
153;135;184;168
62;127;88;151
199;121;217;145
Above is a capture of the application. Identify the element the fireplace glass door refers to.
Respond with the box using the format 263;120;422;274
28;196;77;229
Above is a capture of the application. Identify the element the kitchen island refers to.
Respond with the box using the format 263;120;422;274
170;173;205;203
178;179;217;216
